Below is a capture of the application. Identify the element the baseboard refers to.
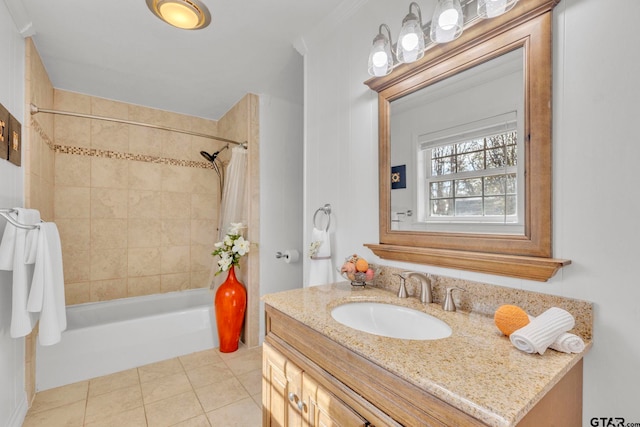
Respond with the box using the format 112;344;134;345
7;392;28;427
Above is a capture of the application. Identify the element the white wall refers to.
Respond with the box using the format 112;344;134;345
0;2;27;426
258;50;304;341
303;0;640;421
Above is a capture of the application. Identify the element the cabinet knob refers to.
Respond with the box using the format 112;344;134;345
297;400;305;411
288;392;296;402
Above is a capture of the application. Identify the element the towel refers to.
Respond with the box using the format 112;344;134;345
307;227;333;286
548;332;585;354
27;222;67;345
0;208;40;338
510;307;575;355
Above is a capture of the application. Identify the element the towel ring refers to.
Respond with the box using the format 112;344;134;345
313;204;331;232
0;208;40;230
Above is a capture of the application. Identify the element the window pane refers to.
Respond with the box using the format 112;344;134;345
486;147;507;169
455;198;482;216
457;152;485;172
505;173;517;194
431;199;453;216
430;181;453;198
455;178;482;197
484;196;506;216
506;145;517;166
432;156;455;176
433;145;454;158
485;134;507;148
484;175;506;195
506;195;517;215
457;139;484;153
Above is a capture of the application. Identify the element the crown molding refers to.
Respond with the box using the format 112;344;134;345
4;0;35;37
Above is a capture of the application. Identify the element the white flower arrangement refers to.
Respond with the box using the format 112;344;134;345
308;241;322;259
212;223;250;275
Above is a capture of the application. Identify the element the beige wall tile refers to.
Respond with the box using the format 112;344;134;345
163;132;191;161
91;158;128;189
55;153;91;187
91;219;128;249
128;247;161;277
91;188;128;219
190;271;210;289
190;245;212;272
129;126;163;156
161;246;190;274
64;281;91;305
128;218;162;248
39;180;55;221
54;90;91;113
191;194;216;220
55;186;90;219
162;192;190;219
162;165;192;193
90;278;128;302
128;190;161;219
161;273;190;293
90;97;129;152
90;248;127;281
127;276;161;297
57;218;90;252
190;220;216;247
129;161;162;191
161;219;191;247
55;115;91;148
62;248;91;283
190;168;217;195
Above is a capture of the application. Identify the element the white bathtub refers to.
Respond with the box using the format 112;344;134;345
36;288;217;391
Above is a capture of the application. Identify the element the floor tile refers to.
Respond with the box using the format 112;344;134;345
89;368;139;397
206;397;261;427
170;414;212;427
222;348;262;376
236;368;262;396
29;381;89;413
145;390;205;427
138;358;184;383
185;362;235;389
179;349;223;371
84;406;147;427
195;377;250;412
84;384;143;424
141;371;193;404
22;400;85;427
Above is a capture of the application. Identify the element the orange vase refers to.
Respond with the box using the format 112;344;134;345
215;265;247;353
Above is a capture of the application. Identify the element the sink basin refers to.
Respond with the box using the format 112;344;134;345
331;302;452;340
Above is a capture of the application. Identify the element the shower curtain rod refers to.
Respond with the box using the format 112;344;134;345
30;103;248;148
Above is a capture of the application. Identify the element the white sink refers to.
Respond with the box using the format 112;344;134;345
331;302;452;340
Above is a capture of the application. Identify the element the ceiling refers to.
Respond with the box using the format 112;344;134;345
15;0;348;120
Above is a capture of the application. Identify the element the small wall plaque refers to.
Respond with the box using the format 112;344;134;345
0;103;9;161
391;164;406;189
8;114;21;167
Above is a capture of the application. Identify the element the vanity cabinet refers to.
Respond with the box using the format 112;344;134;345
262;342;368;426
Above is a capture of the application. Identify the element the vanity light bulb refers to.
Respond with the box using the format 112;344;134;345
438;8;459;31
372;51;388;68
401;33;419;52
478;0;518;19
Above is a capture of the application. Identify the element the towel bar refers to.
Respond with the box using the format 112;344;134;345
313;204;331;231
0;208;40;230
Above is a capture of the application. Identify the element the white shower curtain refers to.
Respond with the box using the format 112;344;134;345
209;146;248;289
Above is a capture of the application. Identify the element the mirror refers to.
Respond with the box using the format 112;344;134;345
364;1;570;281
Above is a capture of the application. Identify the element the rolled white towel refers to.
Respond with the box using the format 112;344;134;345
510;307;575;355
549;332;585;354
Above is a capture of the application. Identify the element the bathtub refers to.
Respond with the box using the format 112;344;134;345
36;288;217;391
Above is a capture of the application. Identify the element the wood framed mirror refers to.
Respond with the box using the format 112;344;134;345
365;0;569;281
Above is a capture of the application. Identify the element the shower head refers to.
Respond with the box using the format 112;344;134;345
200;144;229;163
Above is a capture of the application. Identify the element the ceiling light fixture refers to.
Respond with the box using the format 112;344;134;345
146;0;211;30
367;0;520;77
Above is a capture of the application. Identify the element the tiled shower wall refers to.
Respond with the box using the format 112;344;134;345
49;90;225;305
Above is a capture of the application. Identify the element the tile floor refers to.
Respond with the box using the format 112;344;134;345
23;344;263;427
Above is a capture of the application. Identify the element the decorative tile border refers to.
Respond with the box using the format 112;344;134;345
31;117;215;170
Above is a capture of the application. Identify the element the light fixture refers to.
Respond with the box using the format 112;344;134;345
368;24;394;77
477;0;519;18
146;0;211;30
430;0;464;43
396;2;425;64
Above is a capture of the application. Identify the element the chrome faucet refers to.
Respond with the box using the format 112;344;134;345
399;271;433;304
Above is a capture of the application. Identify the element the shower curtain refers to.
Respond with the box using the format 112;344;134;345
209;146;248;289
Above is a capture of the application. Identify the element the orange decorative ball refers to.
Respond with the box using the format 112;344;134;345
494;305;530;336
355;258;369;273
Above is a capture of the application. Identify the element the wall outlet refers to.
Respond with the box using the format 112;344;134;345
0;103;9;161
8;114;21;167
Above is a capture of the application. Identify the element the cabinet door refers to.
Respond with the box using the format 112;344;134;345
262;343;304;427
302;373;368;427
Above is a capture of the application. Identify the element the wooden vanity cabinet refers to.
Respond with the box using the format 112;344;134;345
262;342;368;427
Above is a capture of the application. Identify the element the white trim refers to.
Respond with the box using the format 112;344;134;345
6;392;28;427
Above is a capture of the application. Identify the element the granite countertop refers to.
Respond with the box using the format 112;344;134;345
262;282;591;427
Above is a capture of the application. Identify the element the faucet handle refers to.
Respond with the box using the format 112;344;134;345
393;273;408;298
442;287;465;312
